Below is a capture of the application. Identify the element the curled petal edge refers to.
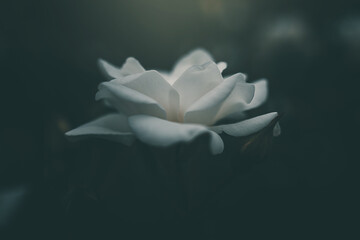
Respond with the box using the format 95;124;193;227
210;112;280;137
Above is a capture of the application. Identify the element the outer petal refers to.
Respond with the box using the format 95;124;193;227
213;73;255;123
65;113;135;145
128;115;224;154
183;73;241;125
173;61;223;118
210;112;278;137
110;71;180;121
98;57;145;80
243;79;268;110
96;82;166;119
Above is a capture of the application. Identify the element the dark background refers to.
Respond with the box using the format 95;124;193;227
1;0;359;239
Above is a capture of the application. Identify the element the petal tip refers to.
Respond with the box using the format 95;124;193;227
125;57;139;65
273;121;281;137
209;131;224;155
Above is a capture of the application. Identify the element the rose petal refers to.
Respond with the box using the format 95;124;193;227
170;48;214;81
273;122;281;136
210;112;278;137
217;61;227;73
98;57;145;80
184;73;241;125
243;79;268;110
157;70;171;81
213;73;255;122
109;70;180;121
173;61;223;118
208;131;225;155
128;115;224;154
65;113;135;145
96;82;166;119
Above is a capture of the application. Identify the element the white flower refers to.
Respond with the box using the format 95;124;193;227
66;49;280;154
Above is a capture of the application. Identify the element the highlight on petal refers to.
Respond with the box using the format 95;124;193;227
184;73;240;125
96;82;166;119
217;61;227;73
65;113;135;145
213;73;255;123
110;70;180;121
173;61;223;118
210;112;278;137
128;115;224;154
98;57;145;80
244;79;268;110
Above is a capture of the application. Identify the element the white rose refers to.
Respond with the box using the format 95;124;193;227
66;49;280;154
